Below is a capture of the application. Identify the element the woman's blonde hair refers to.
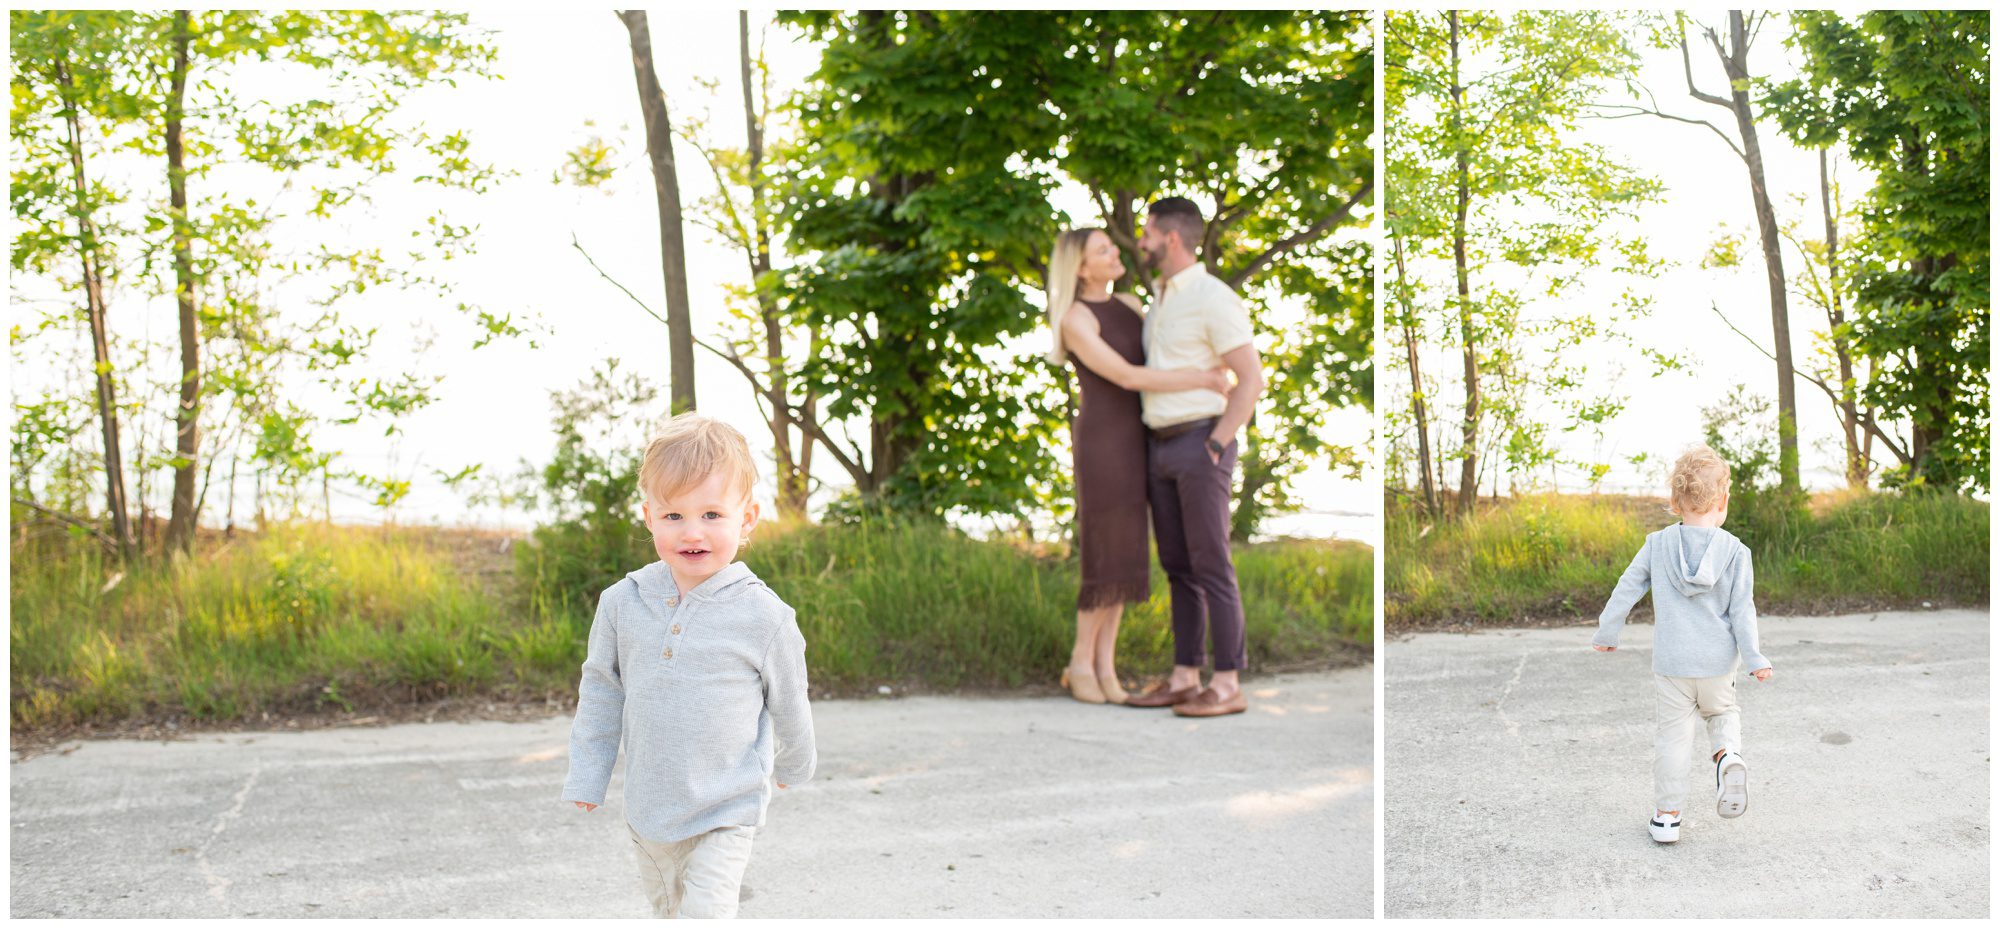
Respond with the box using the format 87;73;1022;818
1667;444;1731;516
1045;227;1101;365
638;413;758;506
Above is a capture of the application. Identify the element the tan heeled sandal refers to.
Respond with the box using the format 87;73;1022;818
1098;673;1129;705
1061;668;1107;704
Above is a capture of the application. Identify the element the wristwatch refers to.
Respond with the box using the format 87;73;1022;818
1205;437;1227;457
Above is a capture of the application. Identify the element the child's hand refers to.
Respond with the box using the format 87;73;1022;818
1752;668;1772;682
574;801;597;812
1592;645;1616;652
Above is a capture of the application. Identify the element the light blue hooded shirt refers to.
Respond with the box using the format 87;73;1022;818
1593;524;1771;678
562;560;817;842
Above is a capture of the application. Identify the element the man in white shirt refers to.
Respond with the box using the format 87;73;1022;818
1122;197;1264;718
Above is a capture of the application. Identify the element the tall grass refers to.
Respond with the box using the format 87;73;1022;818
1386;491;1990;628
12;519;1371;730
9;525;550;730
733;518;1373;691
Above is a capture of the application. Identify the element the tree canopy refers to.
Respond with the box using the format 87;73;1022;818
1765;10;1990;493
774;10;1373;529
11;10;514;547
1384;10;1666;511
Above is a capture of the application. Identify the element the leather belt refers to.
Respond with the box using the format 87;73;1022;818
1149;417;1218;441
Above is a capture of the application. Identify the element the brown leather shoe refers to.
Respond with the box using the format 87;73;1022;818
1173;687;1248;717
1125;680;1201;708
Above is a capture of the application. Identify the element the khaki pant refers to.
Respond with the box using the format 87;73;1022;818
628;823;756;918
1653;671;1742;813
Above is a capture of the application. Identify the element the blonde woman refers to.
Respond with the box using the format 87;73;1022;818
1047;227;1229;704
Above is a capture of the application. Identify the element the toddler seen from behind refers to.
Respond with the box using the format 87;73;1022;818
1593;444;1772;844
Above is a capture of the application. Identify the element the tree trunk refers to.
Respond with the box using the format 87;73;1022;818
1105;189;1143;294
165;9;202;553
54;55;136;560
1394;230;1439;520
738;12;806;520
866;337;924;497
1900;129;1956;486
619;10;697;414
1716;11;1799;495
1450;10;1480;517
857;319;926;499
1818;147;1864;488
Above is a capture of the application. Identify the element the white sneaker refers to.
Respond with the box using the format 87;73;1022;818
1715;751;1749;818
1649;811;1681;843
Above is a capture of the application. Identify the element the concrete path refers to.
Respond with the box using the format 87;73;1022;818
1384;610;1989;918
11;668;1371;918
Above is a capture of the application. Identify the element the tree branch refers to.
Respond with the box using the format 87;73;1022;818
1210;171;1288;237
1706;302;1912;466
1680;33;1733;108
11;497;116;548
1703;23;1739;77
675;124;758;267
571;232;669;326
580;231;868;479
1586;103;1745;162
1744;11;1769;52
783;403;868;484
1089;184;1144;287
694;336;869;484
1224;177;1372;288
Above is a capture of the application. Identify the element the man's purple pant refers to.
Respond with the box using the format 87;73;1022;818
1147;421;1247;672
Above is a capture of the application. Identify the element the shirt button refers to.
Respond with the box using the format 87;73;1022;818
671;625;681;634
663;648;674;659
666;596;679;607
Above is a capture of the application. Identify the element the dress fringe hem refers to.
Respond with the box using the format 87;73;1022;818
1076;579;1153;611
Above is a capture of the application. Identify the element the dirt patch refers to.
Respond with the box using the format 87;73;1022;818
10;689;571;761
409;524;525;603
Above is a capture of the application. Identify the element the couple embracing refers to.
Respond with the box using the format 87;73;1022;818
1047;197;1263;718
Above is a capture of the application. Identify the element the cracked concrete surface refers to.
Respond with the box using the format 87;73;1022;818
1385;610;1989;918
11;668;1370;918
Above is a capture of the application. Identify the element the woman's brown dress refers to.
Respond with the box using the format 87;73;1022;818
1069;296;1152;609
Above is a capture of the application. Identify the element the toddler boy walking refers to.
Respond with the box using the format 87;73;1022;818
1592;444;1773;844
563;414;816;916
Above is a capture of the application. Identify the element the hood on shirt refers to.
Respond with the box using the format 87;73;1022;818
625;559;760;602
1661;524;1739;598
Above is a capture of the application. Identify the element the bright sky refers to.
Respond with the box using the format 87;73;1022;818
1390;12;1900;498
11;10;1377;544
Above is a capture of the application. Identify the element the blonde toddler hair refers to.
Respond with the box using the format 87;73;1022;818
1667;444;1731;516
638;413;758;505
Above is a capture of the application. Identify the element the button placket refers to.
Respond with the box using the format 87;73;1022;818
662;593;683;659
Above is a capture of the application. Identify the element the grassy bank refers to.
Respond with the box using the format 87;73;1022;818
11;520;1371;731
9;526;539;731
1386;490;1989;629
744;519;1373;691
